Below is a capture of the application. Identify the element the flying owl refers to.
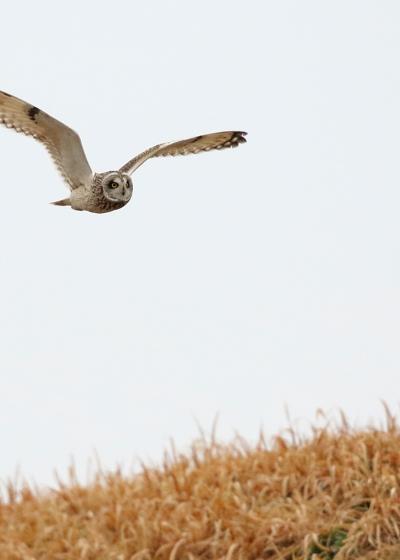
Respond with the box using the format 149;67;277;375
0;90;247;213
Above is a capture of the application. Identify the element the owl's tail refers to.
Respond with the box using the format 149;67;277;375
51;198;71;207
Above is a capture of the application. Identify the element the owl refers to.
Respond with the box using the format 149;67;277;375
0;90;247;214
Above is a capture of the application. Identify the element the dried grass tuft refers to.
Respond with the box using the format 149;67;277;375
2;413;400;559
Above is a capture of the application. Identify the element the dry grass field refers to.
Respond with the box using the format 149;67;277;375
2;412;400;559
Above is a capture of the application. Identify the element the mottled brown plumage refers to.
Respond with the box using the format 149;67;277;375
0;90;247;214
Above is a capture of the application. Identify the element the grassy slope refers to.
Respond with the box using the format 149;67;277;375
2;417;400;559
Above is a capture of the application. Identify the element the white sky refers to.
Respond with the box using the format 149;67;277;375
1;1;400;487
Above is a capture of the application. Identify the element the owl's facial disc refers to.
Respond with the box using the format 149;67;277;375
103;172;133;203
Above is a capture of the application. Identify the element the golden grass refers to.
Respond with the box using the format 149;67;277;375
2;413;400;559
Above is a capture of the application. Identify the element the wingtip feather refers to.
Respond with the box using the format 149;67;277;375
225;131;247;148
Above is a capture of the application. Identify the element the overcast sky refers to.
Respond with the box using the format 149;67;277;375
1;1;400;487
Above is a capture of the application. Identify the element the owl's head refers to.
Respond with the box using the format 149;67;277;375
102;172;133;203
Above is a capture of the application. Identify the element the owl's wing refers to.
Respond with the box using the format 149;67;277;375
119;131;247;175
0;90;93;190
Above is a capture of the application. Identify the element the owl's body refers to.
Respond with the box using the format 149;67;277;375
64;174;127;214
0;90;246;214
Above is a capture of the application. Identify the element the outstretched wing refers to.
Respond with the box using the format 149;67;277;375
0;90;93;190
119;131;247;175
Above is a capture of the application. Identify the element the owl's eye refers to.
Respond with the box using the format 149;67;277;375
109;181;119;189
